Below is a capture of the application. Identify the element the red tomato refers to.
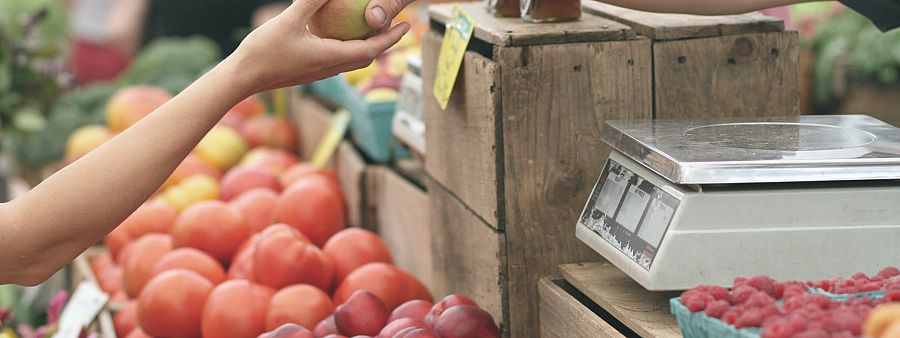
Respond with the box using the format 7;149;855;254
266;284;335;331
323;228;393;283
275;178;345;247
122;234;173;298
172;200;250;264
333;263;431;310
253;225;334;290
203;280;276;338
138;270;213;337
153;248;226;284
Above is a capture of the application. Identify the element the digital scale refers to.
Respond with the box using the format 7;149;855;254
576;115;900;291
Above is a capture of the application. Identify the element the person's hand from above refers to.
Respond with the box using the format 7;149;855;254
227;0;411;96
365;0;417;32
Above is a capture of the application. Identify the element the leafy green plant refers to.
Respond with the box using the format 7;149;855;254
808;11;900;107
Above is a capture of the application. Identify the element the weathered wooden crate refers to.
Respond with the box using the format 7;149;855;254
582;1;800;119
368;164;434;290
423;3;798;337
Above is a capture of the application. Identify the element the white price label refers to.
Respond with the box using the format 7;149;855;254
52;282;108;338
638;196;676;248
596;176;627;217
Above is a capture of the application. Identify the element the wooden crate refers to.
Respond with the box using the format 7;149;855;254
368;165;434;290
539;262;683;338
423;3;799;336
290;90;335;161
424;4;649;336
582;1;800;119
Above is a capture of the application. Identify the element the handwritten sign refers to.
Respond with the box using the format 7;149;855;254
433;5;475;110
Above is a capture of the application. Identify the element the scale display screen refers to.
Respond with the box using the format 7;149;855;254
579;159;681;270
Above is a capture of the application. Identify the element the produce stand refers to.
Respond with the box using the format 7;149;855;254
423;2;798;336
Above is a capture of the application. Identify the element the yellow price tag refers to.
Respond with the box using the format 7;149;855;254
311;109;351;168
433;5;475;110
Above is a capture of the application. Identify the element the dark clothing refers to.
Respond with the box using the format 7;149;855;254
840;0;900;32
143;0;286;55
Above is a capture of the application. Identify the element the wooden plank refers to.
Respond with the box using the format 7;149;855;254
422;31;501;228
560;262;681;338
653;32;800;119
497;38;652;338
538;278;626;338
373;167;434;290
290;91;334;161
428;180;505;329
583;1;784;41
335;142;371;228
429;2;633;47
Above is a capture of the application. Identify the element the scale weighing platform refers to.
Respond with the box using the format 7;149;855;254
575;115;900;290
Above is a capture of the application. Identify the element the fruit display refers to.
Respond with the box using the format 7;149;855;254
76;89;499;338
675;268;900;338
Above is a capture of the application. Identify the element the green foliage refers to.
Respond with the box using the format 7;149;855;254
119;36;222;93
808;11;900;107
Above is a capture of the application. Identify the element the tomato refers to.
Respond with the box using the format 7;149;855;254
279;164;340;194
220;167;282;201
203;280;276;338
253;225;334;290
123;202;177;239
275;178;345;247
106;224;131;262
333;263;431;310
266;284;335;331
138;270;213;338
172;200;250;264
229;188;279;234
323;228;393;283
122;234;173;298
114;301;137;338
153;248;226;284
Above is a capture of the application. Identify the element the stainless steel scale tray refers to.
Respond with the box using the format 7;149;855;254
602;115;900;184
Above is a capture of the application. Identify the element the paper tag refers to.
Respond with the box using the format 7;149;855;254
433;5;475;110
311;109;351;168
52;283;109;338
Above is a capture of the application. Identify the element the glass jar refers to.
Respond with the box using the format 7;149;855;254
487;0;520;17
521;0;581;23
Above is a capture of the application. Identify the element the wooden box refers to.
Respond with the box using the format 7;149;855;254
582;1;800;119
368;165;434;289
538;262;683;337
423;3;798;337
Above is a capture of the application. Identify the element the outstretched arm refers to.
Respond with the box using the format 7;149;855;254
0;0;410;286
590;0;822;15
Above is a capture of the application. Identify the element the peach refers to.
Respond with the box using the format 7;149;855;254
229;188;279;234
64;125;113;163
389;300;433;323
106;86;172;132
335;291;389;336
308;0;374;40
432;306;500;338
424;294;477;327
163;154;221;190
220;166;282;201
195;126;248;171
242;148;300;175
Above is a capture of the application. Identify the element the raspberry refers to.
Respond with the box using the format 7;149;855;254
878;267;900;279
886;289;900;302
734;308;765;328
747;276;778;297
722;308;741;325
695;285;732;302
860;282;882;292
834;285;860;294
783;285;807;300
703;299;730;319
851;272;869;281
830;331;854;338
733;276;748;288
745;291;776;308
761;318;796;338
682;291;714;312
793;328;829;338
731;285;757;305
805;294;834;310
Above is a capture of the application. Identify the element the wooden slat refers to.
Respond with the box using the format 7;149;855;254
373;167;434;290
497;38;652;338
290;92;335;161
560;262;681;338
653;32;800;119
583;1;784;41
538;278;626;338
335;142;370;228
428;180;505;328
429;3;633;47
423;31;501;228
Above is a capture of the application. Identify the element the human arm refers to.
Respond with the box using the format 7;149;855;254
589;0;824;15
0;0;410;286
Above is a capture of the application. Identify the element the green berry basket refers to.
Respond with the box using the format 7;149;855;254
670;298;761;338
806;288;885;302
301;76;410;163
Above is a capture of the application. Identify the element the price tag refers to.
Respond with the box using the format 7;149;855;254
52;283;108;338
433;5;475;110
311;109;351;168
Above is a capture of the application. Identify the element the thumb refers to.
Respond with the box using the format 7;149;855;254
365;0;414;29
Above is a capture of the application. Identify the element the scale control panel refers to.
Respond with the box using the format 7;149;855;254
578;156;681;270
